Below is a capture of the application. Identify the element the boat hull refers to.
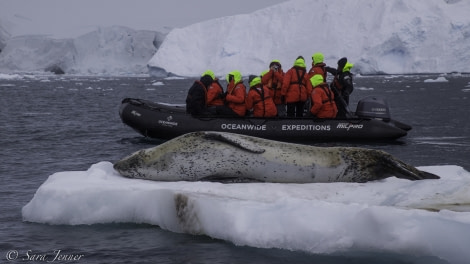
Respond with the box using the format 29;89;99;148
119;98;409;141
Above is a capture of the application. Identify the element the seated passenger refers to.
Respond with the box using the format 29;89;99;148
204;70;225;107
185;71;213;116
246;76;277;117
309;74;338;119
216;70;246;116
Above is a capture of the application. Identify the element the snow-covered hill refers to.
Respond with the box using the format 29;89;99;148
148;0;470;77
0;26;165;75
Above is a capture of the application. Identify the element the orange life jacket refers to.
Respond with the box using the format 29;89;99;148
308;62;327;81
261;69;284;104
281;66;308;103
246;84;277;117
310;83;338;118
206;80;224;106
225;82;246;116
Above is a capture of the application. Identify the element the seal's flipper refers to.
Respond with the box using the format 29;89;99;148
417;170;440;180
203;131;266;154
380;153;440;180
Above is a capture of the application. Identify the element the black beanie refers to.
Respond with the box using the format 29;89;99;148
200;75;213;87
337;57;347;69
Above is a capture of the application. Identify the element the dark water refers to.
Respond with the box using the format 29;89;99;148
1;74;469;264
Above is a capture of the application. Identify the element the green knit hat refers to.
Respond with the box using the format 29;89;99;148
294;58;306;68
201;70;215;80
310;74;324;87
249;76;261;87
312;52;324;64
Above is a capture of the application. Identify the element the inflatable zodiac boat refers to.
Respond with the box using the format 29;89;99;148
118;96;411;141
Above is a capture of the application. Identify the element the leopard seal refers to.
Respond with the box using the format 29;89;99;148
113;131;439;183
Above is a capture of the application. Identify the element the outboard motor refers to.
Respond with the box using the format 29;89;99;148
355;96;391;121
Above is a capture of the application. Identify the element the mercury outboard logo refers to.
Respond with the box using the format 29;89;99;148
337;123;364;131
167;116;173;121
371;107;387;112
131;110;141;117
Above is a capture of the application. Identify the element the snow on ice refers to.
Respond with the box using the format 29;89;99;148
423;76;450;83
22;162;470;264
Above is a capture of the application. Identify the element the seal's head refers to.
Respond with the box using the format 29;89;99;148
113;150;149;178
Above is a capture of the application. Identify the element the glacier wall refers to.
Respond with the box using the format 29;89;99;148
148;0;470;76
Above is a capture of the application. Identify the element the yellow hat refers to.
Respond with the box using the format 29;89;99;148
310;74;324;87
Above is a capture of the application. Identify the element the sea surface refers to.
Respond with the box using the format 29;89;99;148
1;74;469;264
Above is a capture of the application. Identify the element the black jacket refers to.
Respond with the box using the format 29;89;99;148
186;75;213;115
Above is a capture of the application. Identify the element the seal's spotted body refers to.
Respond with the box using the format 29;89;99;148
114;131;439;183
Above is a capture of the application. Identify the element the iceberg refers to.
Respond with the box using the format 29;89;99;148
0;26;165;75
23;161;470;264
0;19;10;52
148;0;470;77
0;35;75;73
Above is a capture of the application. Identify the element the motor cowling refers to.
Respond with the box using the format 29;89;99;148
355;96;391;120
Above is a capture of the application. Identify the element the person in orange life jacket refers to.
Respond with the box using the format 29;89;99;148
330;58;354;118
281;57;309;117
306;52;328;112
204;70;225;107
309;74;338;119
216;70;246;116
261;60;286;117
246;76;277;117
307;52;328;81
185;71;214;116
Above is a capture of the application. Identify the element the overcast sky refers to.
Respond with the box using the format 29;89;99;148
0;0;287;38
